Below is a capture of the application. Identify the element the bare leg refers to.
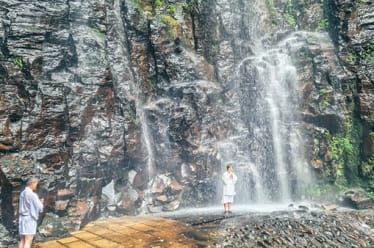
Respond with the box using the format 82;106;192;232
18;235;25;248
23;235;34;248
228;203;232;212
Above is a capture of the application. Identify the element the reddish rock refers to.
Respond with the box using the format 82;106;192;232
170;179;183;192
55;200;69;211
57;189;74;200
311;159;323;169
70;200;89;217
156;195;168;202
163;200;180;211
150;177;165;193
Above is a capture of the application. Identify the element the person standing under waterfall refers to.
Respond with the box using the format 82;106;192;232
222;164;237;214
18;177;44;248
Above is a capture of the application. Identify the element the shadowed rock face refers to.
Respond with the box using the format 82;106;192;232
0;0;373;240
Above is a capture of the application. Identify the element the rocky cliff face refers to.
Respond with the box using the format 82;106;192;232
0;0;373;240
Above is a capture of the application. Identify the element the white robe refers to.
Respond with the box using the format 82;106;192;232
19;187;43;235
222;171;237;196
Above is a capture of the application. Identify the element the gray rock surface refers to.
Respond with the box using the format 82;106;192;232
0;0;373;243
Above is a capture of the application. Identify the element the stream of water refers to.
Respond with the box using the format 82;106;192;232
227;37;312;203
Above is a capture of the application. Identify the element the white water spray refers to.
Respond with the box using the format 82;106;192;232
227;34;312;203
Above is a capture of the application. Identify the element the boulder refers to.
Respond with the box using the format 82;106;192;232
343;189;374;209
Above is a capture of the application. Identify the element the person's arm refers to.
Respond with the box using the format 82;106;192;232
222;173;230;185
29;192;43;220
232;173;238;184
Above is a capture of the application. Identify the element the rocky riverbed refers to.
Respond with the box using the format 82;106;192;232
173;205;374;247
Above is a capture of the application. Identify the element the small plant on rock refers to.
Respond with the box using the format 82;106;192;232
14;57;24;68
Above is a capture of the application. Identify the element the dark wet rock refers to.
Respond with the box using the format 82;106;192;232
0;223;16;247
343;189;374;209
36;213;69;241
298;205;309;211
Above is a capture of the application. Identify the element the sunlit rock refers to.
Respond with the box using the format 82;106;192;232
170;179;183;192
117;187;139;211
163;200;180;211
150;176;165;194
101;180;116;211
156;195;168;202
322;204;338;212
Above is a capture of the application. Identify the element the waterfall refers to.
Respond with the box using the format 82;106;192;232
233;35;311;203
107;0;157;210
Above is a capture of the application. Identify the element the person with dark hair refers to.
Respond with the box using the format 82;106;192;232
222;164;237;214
18;177;44;248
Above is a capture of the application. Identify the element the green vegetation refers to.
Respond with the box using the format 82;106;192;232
360;0;370;4
300;183;347;201
14;57;24;68
167;4;177;16
181;2;189;10
160;14;178;39
369;191;374;200
284;0;296;26
347;53;357;63
319;88;327;95
91;27;106;39
266;0;277;24
129;0;187;39
297;50;314;64
341;80;357;95
155;0;164;9
131;0;141;9
362;159;374;189
364;44;374;62
329;117;362;186
322;100;330;107
284;12;296;26
317;19;329;31
331;136;352;185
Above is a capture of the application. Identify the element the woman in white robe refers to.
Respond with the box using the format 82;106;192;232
222;164;237;214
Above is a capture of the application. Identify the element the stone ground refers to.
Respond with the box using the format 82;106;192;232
7;205;374;248
34;216;199;248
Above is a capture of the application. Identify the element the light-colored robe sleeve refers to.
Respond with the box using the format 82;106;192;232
222;172;230;185
222;172;238;195
232;173;238;184
29;191;43;220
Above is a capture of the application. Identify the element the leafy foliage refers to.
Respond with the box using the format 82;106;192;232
317;19;329;31
329;117;362;186
364;44;374;62
266;0;277;24
160;14;178;39
300;183;347;202
284;0;296;26
14;57;24;68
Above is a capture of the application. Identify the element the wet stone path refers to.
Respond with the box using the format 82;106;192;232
35;216;199;248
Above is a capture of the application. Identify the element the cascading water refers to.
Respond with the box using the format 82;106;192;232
209;0;312;204
227;35;312;203
106;0;159;212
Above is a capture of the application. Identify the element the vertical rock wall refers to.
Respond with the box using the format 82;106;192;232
0;0;373;241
